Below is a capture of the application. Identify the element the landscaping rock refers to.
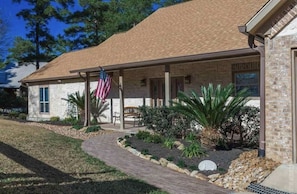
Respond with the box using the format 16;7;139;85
190;170;199;177
127;147;141;156
159;158;169;167
139;154;152;160
177;144;184;150
174;140;182;147
208;173;220;181
150;159;161;165
167;162;180;172
195;173;209;181
198;160;217;171
209;150;280;192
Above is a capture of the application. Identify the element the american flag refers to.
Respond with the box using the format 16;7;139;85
95;68;112;101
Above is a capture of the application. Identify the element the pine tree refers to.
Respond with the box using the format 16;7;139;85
11;0;74;69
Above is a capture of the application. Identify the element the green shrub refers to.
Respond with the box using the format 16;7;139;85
151;155;159;160
72;124;83;130
163;137;175;149
141;149;150;155
221;106;260;148
189;165;197;171
182;142;206;158
85;125;102;133
136;131;151;140
18;113;27;120
50;116;60;122
8;111;19;118
166;156;174;161
63;117;80;125
177;159;187;168
124;140;131;147
144;134;163;144
139;106;191;138
185;132;197;142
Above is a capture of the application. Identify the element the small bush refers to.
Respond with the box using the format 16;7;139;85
221;106;260;148
72;124;83;130
85;125;102;133
151;155;159;160
177;159;187;168
185;132;197;142
163;138;175;149
144;134;163;144
166;156;174;161
50;116;60;122
141;149;150;155
18;113;27;120
189;165;197;171
182;142;206;158
8;111;19;119
63;117;80;125
136;131;151;140
139;106;191;138
124;140;131;147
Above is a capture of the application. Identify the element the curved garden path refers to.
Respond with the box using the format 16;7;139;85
82;132;230;194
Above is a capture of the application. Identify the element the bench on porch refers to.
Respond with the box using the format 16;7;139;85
113;106;142;126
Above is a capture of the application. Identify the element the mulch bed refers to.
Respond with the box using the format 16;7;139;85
128;136;246;176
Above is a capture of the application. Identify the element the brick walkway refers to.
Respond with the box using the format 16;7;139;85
82;132;231;194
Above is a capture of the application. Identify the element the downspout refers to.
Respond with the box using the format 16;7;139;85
249;34;266;157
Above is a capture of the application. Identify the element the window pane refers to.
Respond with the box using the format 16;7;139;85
45;103;49;112
235;72;259;96
40;88;44;101
44;87;49;101
40;103;44;112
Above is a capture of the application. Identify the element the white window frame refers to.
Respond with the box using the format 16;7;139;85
39;86;49;113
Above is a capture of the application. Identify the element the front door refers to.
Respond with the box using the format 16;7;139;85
150;77;184;107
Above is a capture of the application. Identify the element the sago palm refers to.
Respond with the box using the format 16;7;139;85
172;83;249;148
64;90;109;124
90;91;109;123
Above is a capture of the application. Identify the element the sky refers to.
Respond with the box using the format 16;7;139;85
0;0;80;53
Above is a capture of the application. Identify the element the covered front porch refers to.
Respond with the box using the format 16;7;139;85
71;49;261;130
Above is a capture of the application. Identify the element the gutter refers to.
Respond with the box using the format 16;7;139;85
239;27;266;158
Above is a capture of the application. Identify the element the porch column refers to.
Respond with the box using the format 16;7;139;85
84;72;91;127
119;70;125;130
165;65;171;106
256;45;265;157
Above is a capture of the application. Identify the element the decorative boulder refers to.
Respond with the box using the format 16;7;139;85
198;160;217;171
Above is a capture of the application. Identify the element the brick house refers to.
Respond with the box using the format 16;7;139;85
22;0;266;143
240;0;297;164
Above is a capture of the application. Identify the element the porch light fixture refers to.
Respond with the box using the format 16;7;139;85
140;78;146;87
185;75;191;84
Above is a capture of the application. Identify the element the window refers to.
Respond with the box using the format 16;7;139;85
232;62;260;97
40;87;49;113
234;72;259;96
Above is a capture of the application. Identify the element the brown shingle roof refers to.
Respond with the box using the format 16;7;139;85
23;0;268;83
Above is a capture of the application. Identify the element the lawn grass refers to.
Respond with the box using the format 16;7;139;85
0;119;167;194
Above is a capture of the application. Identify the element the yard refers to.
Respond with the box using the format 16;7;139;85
0;118;166;194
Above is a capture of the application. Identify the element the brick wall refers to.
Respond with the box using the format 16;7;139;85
265;13;297;163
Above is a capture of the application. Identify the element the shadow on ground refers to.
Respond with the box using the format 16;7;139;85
0;141;162;194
